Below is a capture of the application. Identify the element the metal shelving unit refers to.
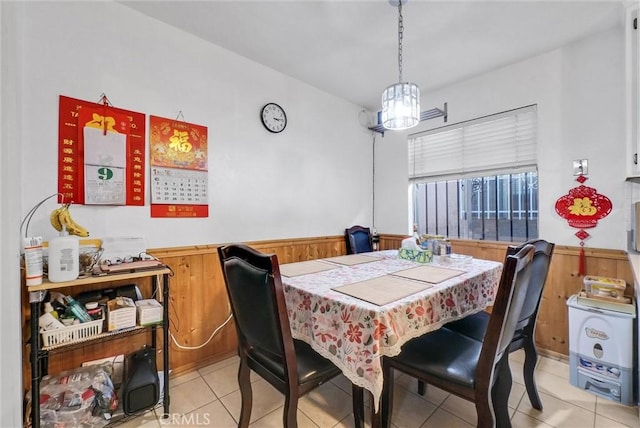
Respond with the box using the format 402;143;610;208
27;267;171;428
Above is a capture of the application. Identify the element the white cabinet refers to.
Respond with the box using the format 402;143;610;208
626;2;640;178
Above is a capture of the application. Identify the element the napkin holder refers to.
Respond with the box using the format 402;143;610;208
398;248;433;263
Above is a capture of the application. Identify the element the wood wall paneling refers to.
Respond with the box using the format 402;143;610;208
22;234;634;394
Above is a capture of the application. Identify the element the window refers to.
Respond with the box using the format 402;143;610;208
409;106;538;242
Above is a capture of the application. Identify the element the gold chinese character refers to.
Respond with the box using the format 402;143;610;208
85;113;117;132
169;130;192;153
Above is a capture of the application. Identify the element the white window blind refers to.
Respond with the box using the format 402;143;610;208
408;105;537;180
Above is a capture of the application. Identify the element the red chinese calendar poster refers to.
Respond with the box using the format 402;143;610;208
58;95;146;205
149;115;208;218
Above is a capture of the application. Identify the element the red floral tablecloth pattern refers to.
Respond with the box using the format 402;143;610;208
281;250;503;410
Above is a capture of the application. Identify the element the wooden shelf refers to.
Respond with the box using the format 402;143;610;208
27;267;171;293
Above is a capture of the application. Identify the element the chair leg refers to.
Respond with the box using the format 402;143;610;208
237;358;253;428
283;394;299;428
352;385;365;428
522;336;543;410
492;353;512;428
417;379;426;396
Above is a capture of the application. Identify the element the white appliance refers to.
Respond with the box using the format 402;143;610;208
567;295;636;405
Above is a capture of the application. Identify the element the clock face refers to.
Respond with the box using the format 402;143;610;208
261;103;287;133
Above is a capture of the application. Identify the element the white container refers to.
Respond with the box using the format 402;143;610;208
107;297;137;331
48;231;79;283
135;299;163;326
23;236;43;286
567;295;636;405
39;312;64;331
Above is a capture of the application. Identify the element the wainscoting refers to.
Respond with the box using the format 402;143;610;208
22;234;633;391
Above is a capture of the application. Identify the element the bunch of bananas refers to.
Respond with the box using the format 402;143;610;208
50;203;90;237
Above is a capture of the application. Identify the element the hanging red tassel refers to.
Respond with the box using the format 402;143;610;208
578;244;586;276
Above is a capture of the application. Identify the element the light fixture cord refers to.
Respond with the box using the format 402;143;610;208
397;0;404;83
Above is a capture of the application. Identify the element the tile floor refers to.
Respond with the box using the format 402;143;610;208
118;350;640;427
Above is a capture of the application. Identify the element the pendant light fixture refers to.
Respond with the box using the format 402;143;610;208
381;0;420;130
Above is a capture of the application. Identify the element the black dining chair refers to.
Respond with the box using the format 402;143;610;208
345;225;373;254
217;243;363;428
381;244;536;428
437;239;555;410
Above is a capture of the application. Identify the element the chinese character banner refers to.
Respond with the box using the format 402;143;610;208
149;115;209;218
58;95;146;206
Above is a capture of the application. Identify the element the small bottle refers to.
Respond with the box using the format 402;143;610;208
39;312;64;331
44;302;59;319
371;228;380;251
412;224;421;246
63;295;93;323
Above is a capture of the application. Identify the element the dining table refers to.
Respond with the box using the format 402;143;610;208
279;249;503;415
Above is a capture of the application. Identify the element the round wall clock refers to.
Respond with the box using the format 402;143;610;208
260;103;287;133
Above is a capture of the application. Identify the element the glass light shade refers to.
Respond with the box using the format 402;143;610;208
381;82;420;130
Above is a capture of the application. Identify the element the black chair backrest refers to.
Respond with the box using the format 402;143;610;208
218;244;291;361
505;239;555;331
345;225;372;254
477;244;535;385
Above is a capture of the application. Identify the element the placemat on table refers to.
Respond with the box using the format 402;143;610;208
323;254;383;266
390;265;465;284
332;275;433;306
280;260;336;277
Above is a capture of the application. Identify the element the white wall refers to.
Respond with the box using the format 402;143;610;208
5;2;373;423
375;26;628;251
17;1;374;250
0;2;25;425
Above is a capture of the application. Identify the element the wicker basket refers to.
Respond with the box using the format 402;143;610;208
41;318;103;348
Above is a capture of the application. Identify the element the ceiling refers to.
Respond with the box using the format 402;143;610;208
120;0;623;112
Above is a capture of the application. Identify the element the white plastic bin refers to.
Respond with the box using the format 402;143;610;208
567;294;636;405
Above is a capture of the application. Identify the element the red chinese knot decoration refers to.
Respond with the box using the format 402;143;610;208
554;175;612;276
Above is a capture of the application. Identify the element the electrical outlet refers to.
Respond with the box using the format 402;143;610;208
573;159;588;176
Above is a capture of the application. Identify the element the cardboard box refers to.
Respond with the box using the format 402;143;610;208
135;299;163;326
107;297;136;331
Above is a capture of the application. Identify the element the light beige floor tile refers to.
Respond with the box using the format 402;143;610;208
169;369;202;388
510;349;526;365
440;394;478;426
518;391;595;427
510;411;554;427
249;405;318;428
510;359;526;386
331;373;361;398
595;413;638;428
197;355;239;376
536;356;570;380
115;410;161;428
420;407;474;428
201;361;242;398
510;381;526;409
165;400;238;428
534;370;596;412
334;411;367;428
219;378;285;423
169;376;217;416
299;381;355;427
386;384;437;428
393;372;449;406
595;398;640;427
